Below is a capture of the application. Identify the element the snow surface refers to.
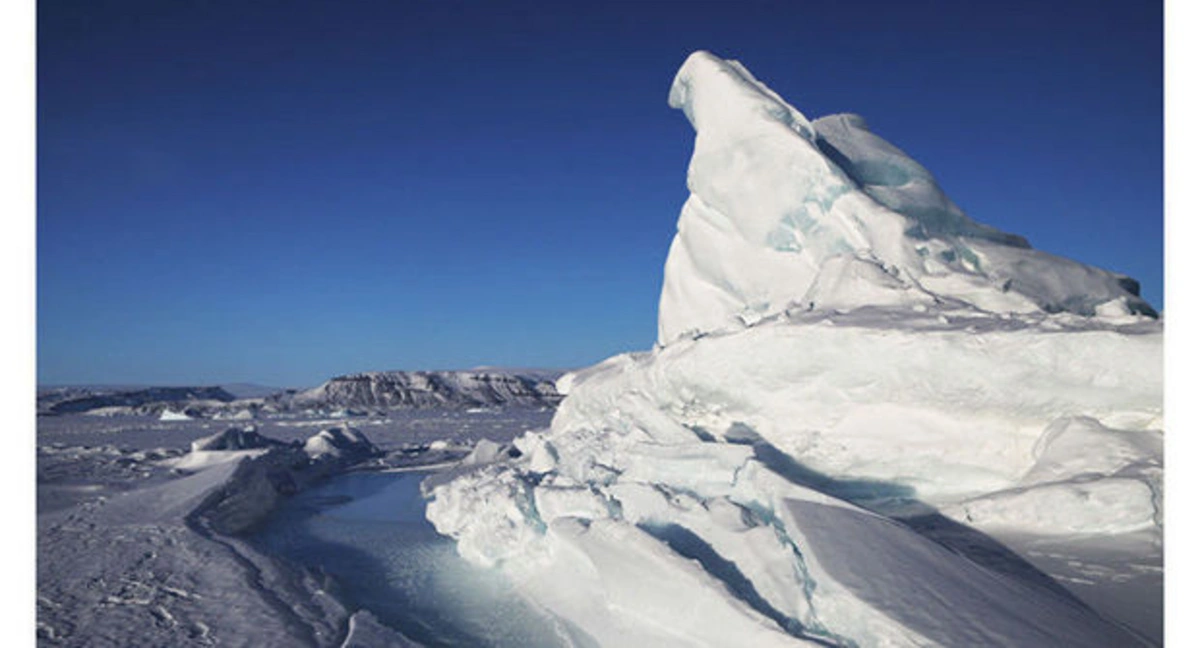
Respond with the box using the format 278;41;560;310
36;409;555;646
425;51;1162;646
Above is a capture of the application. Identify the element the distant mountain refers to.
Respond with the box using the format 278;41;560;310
37;370;564;417
270;370;563;412
42;386;238;415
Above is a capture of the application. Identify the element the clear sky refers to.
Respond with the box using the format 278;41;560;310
37;0;1163;388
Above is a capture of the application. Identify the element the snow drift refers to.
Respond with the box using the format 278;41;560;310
425;51;1162;646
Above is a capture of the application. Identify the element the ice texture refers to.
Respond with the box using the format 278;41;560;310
658;51;1154;345
425;51;1161;646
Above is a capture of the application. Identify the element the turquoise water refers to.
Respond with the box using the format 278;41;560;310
252;470;566;647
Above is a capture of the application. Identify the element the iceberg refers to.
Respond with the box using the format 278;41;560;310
425;51;1162;646
658;52;1154;344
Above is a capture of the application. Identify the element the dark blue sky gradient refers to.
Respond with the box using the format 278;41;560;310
38;0;1163;387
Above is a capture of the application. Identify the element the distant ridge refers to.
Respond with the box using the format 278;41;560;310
272;369;563;411
38;369;564;417
40;386;237;415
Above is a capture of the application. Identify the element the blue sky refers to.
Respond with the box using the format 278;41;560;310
37;0;1163;387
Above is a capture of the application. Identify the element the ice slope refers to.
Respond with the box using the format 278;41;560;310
428;312;1160;645
426;51;1161;647
658;52;1154;345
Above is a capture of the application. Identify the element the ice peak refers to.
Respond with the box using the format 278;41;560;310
657;52;1154;345
669;50;815;142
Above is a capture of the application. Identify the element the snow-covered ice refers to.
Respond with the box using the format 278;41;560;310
36;408;554;646
251;470;575;647
425;51;1162;646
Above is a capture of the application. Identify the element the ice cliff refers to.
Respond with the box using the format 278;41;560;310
425;51;1162;647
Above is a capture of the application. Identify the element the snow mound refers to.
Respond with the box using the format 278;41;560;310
185;428;381;534
424;51;1161;646
224;408;257;421
303;426;378;461
169;427;288;471
658;51;1154;345
947;416;1162;535
191;426;285;453
159;409;192;421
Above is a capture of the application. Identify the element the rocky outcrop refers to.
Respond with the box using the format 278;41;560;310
272;370;563;411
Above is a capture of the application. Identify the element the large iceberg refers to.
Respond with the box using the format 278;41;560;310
425;51;1162;646
659;52;1154;344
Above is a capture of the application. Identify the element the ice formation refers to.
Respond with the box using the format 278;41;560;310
302;425;378;461
658;53;1153;344
190;426;286;452
425;51;1162;646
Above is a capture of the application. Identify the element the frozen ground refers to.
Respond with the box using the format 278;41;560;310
37;405;1160;647
36;409;552;647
